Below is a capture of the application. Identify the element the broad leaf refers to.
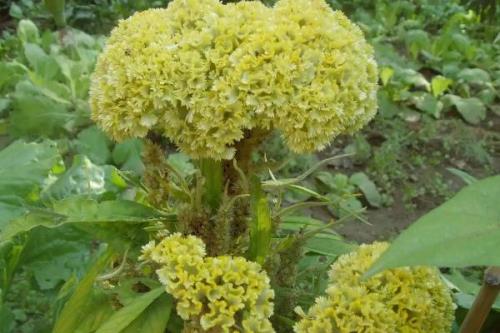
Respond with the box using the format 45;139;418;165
0;140;60;230
168;153;196;178
0;140;59;198
53;250;113;333
74;291;115;333
443;269;500;311
10;81;73;138
281;216;355;257
43;155;123;200
366;175;500;276
43;0;66;27
404;29;430;58
431;75;453;97
304;233;355;257
379;67;394;86
456;68;491;86
414;93;442;118
0;197;162;244
350;172;382;207
444;94;486;124
23;43;60;80
74;126;112;165
96;288;166;333
21;226;93;290
121;294;173;333
17;19;40;44
0;303;14;333
112;139;144;175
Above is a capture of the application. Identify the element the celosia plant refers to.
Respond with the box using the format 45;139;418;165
90;0;377;159
86;0;456;332
141;233;275;333
294;242;455;333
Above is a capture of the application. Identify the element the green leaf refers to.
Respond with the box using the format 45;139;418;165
0;99;9;115
405;29;430;58
379;67;394;86
350;172;382;208
0;140;59;200
0;200;28;231
112;139;144;175
248;177;272;265
0;62;27;92
43;0;66;27
21;226;93;290
96;287;166;333
75;126;112;165
456;68;491;86
443;269;500;311
281;216;336;234
9;3;23;19
446;168;477;185
24;43;60;80
366;175;500;277
0;303;14;333
304;233;356;257
53;250;113;333
280;216;355;257
377;91;400;118
17;19;40;44
43;155;121;200
431;75;453;97
121;294;173;333
397;68;430;90
167;153;196;178
10;81;73;138
414;93;442;118
74;291;115;333
315;172;351;193
444;94;486;125
0;197;161;244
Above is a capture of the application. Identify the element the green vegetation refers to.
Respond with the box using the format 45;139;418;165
0;0;498;332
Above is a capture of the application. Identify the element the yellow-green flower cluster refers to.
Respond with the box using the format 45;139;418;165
294;242;454;333
90;0;377;159
141;233;275;333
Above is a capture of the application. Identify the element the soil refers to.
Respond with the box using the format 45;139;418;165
333;193;434;243
328;155;500;243
313;113;500;244
0;5;12;32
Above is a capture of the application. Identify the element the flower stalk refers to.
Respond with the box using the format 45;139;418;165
198;158;224;213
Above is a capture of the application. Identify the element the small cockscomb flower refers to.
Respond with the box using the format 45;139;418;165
294;242;454;333
141;233;275;333
90;0;377;159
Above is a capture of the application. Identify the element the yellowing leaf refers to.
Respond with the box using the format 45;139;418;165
431;75;453;97
379;67;394;86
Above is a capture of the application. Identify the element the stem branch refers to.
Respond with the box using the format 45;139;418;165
459;266;500;333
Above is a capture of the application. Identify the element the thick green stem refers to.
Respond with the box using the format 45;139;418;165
199;159;224;213
247;175;272;265
43;0;66;27
224;128;271;194
459;266;500;333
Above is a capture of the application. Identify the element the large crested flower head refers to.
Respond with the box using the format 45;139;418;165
141;234;275;333
270;0;378;153
294;242;454;333
89;8;171;140
90;0;377;159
